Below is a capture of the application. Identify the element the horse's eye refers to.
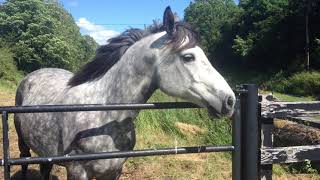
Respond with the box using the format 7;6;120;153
182;54;195;62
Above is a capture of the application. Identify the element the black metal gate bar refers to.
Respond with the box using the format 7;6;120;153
2;111;10;180
0;102;199;113
0;101;237;179
232;96;242;180
241;84;259;180
1;145;234;165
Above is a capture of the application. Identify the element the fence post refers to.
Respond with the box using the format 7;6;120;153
260;117;274;180
2;111;10;180
232;95;241;180
241;84;259;180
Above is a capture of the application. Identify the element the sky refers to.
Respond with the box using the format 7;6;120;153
59;0;239;45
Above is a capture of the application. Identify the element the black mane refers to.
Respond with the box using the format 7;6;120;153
68;22;198;87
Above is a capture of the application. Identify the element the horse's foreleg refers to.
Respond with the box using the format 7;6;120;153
18;137;31;179
66;162;91;180
40;163;53;180
95;168;122;180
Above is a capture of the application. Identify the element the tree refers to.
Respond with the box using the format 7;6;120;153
234;0;320;72
0;0;98;73
80;35;99;66
233;0;291;71
184;0;241;69
288;0;320;70
185;0;320;74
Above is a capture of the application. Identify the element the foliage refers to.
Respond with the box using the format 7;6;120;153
237;0;320;71
233;0;291;70
288;160;318;174
0;41;23;87
185;0;320;73
265;71;320;97
184;0;241;68
0;0;98;73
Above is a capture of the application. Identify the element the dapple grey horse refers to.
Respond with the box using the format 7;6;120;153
14;7;235;180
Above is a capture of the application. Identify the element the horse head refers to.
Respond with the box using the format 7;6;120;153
153;7;235;117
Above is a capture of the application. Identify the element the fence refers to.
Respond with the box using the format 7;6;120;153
1;84;318;180
260;97;320;179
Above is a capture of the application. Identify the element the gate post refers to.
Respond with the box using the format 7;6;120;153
232;95;242;180
240;84;260;180
2;111;10;180
260;117;273;180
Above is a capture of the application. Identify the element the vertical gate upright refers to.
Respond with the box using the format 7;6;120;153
232;84;260;180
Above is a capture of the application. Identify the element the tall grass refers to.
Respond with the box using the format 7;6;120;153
131;90;233;178
135;90;232;148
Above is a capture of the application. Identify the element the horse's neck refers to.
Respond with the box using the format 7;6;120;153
70;36;160;105
100;56;156;104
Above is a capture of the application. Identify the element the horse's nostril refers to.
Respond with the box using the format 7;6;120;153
226;96;234;108
221;96;235;116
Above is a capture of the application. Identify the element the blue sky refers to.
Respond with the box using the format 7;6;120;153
60;0;239;45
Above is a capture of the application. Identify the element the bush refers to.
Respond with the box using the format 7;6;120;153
0;44;23;86
264;71;289;93
265;71;320;97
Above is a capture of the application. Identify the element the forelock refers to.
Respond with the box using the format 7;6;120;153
167;22;199;52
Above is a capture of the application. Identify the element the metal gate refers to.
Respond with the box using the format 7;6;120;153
0;84;260;180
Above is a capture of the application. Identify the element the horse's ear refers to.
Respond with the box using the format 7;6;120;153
163;6;176;36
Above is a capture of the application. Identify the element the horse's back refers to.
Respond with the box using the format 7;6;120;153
16;68;73;106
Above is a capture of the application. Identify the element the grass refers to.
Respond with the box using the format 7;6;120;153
272;92;315;102
0;79;18;93
128;90;233;179
136;90;232;146
260;90;316;102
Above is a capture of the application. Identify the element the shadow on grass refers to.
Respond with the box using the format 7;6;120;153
11;169;59;180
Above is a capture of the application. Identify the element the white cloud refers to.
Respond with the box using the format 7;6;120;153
76;18;120;45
